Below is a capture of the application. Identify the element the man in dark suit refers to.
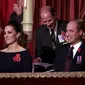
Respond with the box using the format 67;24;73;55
34;6;67;64
54;19;85;72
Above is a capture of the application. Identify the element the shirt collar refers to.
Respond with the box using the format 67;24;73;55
71;41;82;50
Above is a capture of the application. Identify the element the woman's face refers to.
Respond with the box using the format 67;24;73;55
4;25;19;45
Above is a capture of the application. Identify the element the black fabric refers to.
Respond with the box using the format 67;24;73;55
51;29;56;49
34;65;46;72
40;47;56;64
34;63;53;72
9;12;23;24
35;20;67;64
0;50;32;72
64;46;74;71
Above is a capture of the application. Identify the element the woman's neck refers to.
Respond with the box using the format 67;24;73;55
7;42;20;52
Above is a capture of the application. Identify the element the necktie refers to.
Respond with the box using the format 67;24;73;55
64;46;74;71
51;29;56;49
68;46;74;58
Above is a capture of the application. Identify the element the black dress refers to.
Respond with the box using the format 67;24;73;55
0;50;32;72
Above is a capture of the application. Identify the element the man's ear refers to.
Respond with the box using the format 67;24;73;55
79;30;83;36
54;12;56;18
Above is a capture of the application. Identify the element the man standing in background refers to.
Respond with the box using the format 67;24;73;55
34;6;67;64
54;19;85;72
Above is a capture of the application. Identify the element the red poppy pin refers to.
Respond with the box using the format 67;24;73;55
78;48;81;53
13;54;21;62
61;31;65;37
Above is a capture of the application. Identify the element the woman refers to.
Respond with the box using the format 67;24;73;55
0;21;32;72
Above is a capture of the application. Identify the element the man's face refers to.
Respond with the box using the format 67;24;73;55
41;11;56;29
65;21;82;45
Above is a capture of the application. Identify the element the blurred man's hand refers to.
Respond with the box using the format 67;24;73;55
13;3;23;15
33;57;42;63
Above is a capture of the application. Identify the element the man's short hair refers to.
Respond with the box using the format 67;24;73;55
40;6;55;16
75;19;84;31
70;19;84;31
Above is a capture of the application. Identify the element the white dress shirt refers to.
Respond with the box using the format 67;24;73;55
72;41;82;58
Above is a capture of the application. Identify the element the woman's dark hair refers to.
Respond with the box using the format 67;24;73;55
5;21;28;48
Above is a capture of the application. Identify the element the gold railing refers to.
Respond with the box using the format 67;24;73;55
0;72;85;78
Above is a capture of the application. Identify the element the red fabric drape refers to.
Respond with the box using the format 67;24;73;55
0;0;16;49
0;0;16;25
0;0;85;56
46;0;85;21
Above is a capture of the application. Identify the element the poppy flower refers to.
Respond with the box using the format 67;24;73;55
13;54;21;62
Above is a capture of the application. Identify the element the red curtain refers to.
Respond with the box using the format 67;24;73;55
0;0;16;49
0;0;16;25
0;0;85;56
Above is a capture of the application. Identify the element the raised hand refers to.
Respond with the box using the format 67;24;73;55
13;3;23;15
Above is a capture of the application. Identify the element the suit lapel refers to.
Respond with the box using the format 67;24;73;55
57;20;61;35
56;20;61;44
42;25;53;48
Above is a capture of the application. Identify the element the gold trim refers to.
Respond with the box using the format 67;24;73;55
0;72;85;78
